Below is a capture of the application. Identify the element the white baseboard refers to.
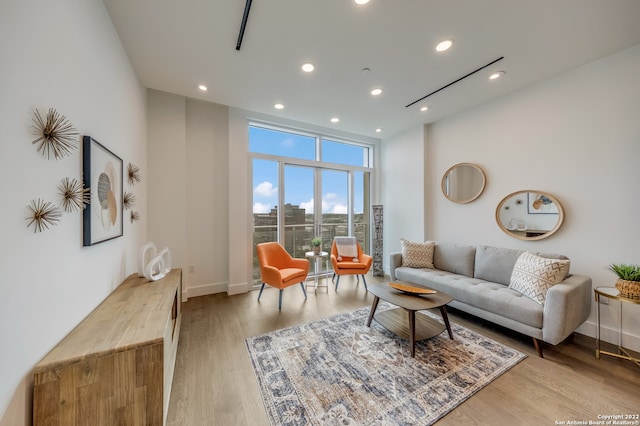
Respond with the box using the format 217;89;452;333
227;282;250;295
183;281;251;299
185;281;228;300
576;320;640;352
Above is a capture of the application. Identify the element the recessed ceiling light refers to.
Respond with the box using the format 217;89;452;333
301;62;315;72
375;128;382;133
435;39;453;52
489;71;505;80
371;88;382;96
274;103;284;110
354;0;370;5
331;117;340;123
198;85;208;91
420;106;429;112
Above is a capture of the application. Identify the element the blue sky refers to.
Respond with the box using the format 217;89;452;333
250;126;366;215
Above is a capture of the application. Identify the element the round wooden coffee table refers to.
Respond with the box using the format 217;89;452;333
366;282;454;357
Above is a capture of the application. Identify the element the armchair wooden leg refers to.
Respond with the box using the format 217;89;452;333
361;275;368;291
532;337;544;358
335;276;340;291
257;283;266;301
278;290;283;311
299;282;307;299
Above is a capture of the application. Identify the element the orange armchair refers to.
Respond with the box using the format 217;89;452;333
330;237;372;292
256;242;310;311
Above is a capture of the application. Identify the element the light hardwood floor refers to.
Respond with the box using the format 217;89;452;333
166;274;639;426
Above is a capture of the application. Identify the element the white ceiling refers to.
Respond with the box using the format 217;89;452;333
103;0;640;139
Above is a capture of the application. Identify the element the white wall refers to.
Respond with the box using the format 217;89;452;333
0;0;146;424
186;100;230;296
228;108;252;294
381;125;428;257
384;44;640;351
147;91;230;299
146;91;189;295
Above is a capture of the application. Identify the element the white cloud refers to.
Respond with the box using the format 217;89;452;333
331;204;348;214
324;192;338;200
321;193;347;214
254;181;277;197
300;199;314;212
253;202;271;213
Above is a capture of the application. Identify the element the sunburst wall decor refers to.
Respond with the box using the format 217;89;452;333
130;210;140;223
31;108;79;159
127;163;141;186
26;198;62;233
123;191;136;210
58;177;90;212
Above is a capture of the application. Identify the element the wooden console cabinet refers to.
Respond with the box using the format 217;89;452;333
33;269;182;425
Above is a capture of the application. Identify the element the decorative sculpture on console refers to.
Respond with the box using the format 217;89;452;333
139;242;172;281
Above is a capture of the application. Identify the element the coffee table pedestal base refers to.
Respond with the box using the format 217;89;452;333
366;284;454;358
374;308;448;354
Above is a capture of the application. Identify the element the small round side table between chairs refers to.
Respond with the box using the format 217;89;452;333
305;251;329;291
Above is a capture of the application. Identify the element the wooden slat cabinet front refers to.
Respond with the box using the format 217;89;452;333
33;269;182;426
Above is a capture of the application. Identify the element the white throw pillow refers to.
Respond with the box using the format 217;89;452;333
400;239;435;269
509;252;570;305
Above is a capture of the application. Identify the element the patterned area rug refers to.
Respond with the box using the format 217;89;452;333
245;303;526;425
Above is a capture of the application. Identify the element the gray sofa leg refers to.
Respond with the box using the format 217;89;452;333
532;337;544;358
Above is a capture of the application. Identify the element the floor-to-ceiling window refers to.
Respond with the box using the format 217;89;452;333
250;124;373;284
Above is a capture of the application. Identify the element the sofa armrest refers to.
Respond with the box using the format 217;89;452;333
542;274;592;345
390;252;402;280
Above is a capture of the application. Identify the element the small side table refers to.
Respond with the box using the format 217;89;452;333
305;251;329;291
594;287;640;367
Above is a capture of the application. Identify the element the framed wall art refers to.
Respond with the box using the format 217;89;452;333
527;192;559;215
82;136;123;246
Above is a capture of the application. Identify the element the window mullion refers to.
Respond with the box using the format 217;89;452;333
314;168;322;238
348;170;354;236
277;160;285;244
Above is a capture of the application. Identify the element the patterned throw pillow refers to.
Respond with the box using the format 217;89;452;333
509;252;570;305
401;239;435;269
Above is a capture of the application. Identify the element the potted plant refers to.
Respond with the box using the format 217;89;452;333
608;263;640;299
311;237;322;255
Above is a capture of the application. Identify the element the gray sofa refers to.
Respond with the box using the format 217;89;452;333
390;243;592;357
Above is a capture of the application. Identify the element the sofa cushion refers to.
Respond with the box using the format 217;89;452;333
433;243;476;277
394;267;543;328
474;245;524;286
400;239;435;268
509;252;571;305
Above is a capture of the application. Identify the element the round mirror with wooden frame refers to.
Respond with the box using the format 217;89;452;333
441;163;487;204
495;190;564;240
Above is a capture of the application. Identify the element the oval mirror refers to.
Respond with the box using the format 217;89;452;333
441;163;487;204
495;190;564;240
